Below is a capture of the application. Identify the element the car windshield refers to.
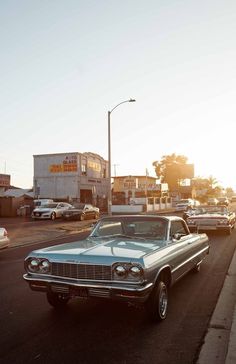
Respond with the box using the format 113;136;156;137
72;203;85;209
90;217;168;240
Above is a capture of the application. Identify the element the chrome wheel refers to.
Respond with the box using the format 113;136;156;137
51;212;56;221
158;283;168;319
146;280;168;322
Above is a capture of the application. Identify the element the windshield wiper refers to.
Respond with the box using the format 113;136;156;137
91;234;146;240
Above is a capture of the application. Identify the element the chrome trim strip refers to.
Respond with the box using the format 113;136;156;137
171;246;209;274
23;274;153;293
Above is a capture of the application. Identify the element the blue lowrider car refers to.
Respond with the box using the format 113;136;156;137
23;215;209;322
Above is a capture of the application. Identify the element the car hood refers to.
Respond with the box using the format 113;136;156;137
28;237;165;264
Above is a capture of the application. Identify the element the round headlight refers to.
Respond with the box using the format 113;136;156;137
130;265;142;277
39;259;51;273
28;258;40;273
115;265;127;277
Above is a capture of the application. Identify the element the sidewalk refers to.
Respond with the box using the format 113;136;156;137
197;246;236;364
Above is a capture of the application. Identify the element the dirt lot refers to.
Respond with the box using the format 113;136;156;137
1;217;93;248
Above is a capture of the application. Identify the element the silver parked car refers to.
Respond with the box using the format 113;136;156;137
31;202;73;220
23;215;209;322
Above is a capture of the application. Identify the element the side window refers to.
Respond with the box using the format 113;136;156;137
170;221;188;239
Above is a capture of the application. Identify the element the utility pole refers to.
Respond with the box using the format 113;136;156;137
113;164;120;177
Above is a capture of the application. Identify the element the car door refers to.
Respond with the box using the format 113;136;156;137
57;203;68;217
168;220;200;282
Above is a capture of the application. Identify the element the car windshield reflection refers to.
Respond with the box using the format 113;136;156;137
90;218;168;240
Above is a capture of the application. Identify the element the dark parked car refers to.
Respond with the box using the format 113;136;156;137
23;215;209;322
62;203;100;221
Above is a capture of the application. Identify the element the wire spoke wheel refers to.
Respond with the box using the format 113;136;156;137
146;280;168;322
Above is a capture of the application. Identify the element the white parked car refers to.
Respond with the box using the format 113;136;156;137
175;199;199;212
31;202;73;220
0;227;9;249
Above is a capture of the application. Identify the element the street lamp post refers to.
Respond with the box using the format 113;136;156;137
107;98;136;216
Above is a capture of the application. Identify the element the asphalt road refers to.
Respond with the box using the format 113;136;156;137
0;219;236;364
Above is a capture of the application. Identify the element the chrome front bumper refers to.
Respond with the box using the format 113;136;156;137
23;274;154;302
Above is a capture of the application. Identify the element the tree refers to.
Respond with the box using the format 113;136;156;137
152;153;189;191
192;175;222;201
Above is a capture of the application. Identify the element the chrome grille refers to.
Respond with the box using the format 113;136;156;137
88;288;111;298
52;262;112;280
51;285;69;294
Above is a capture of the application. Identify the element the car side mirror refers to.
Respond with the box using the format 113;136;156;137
173;233;182;240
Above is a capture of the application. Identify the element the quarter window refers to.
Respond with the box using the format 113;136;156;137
170;221;188;238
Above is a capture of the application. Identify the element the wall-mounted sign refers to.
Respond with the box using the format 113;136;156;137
49;155;78;173
88;160;101;172
0;174;10;187
123;178;138;189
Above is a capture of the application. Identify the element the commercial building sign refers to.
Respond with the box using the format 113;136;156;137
49;155;78;173
0;174;10;187
88;160;101;172
123;178;138;189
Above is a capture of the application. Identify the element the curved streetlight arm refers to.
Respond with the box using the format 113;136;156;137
109;98;136;114
107;98;136;216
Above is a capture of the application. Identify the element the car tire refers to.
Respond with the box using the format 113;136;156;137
192;262;201;273
145;280;168;322
46;291;69;308
51;212;56;221
80;214;85;221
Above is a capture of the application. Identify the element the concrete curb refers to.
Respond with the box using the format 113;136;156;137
197;247;236;364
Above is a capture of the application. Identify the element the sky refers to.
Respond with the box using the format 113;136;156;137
1;0;236;190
